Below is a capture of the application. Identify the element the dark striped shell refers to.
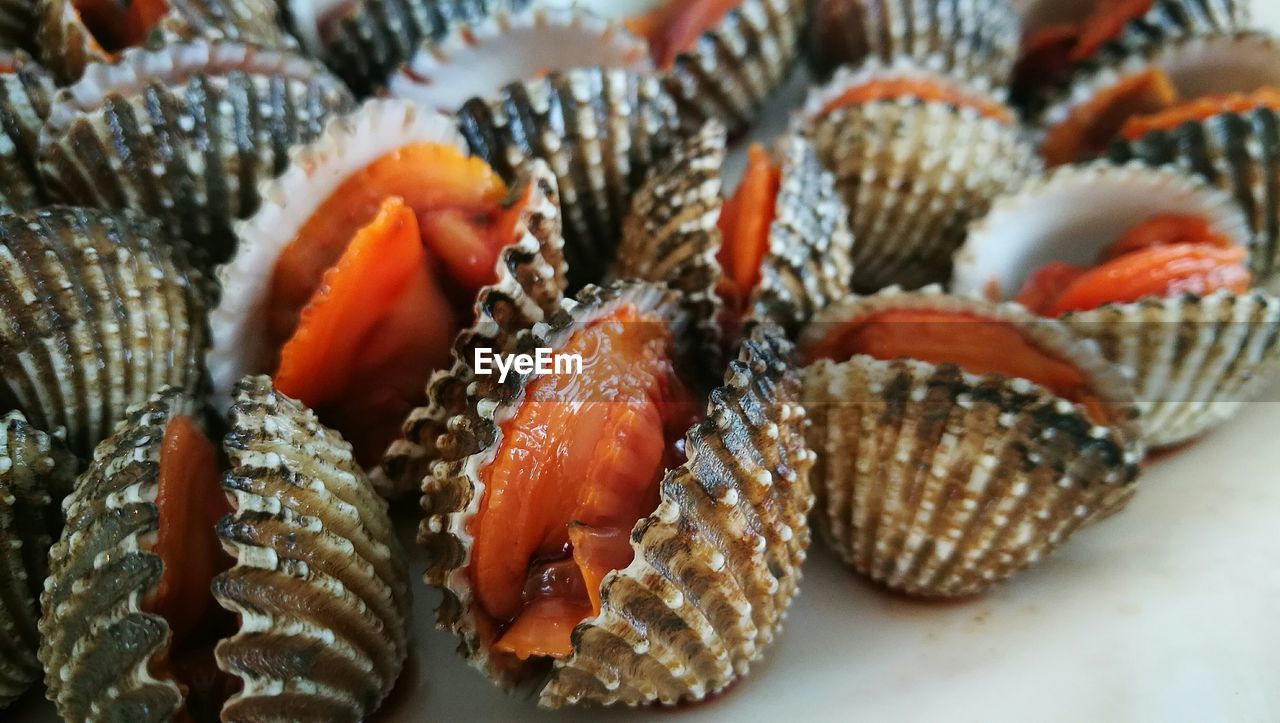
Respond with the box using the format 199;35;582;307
1110;106;1280;283
0;411;76;709
0;207;207;459
799;288;1144;596
0;0;35;52
808;0;1021;86
0;51;52;215
35;0;294;82
457;67;682;289
215;375;410;721
38;41;356;267
422;281;815;706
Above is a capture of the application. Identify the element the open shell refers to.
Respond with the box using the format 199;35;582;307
807;0;1021;86
0;411;77;709
799;287;1144;597
387;6;651;112
0;51;52;215
1110;104;1280;284
614;120;855;350
955;161;1280;447
799;59;1039;292
456;66;682;289
37;41;355;268
0;207;207;458
39;380;410;722
421;281;814;706
35;0;293;82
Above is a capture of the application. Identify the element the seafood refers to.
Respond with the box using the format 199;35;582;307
798;58;1039;292
39;379;409;722
0;50;52;215
456;67;681;289
387;6;651;112
955;161;1280;447
34;0;293;82
799;287;1143;596
0;412;77;708
0;207;207;458
808;0;1021;86
38;41;356;267
421;281;814;705
209;98;566;496
0;0;36;51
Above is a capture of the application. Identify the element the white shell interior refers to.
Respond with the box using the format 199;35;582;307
952;164;1253;299
545;0;664;21
387;9;651;111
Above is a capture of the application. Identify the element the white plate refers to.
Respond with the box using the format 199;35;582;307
15;2;1280;721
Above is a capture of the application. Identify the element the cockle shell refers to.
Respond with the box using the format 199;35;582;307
37;41;355;268
456;66;681;289
799;58;1040;292
807;0;1021;86
0;207;207;458
0;50;52;215
799;287;1144;597
0;0;36;52
0;411;77;709
35;0;294;83
421;281;814;706
955;161;1280;447
39;380;410;722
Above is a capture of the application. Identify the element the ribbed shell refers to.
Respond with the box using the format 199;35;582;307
807;0;1020;86
800;288;1144;597
0;411;76;708
0;52;52;215
1110;106;1280;283
456;66;682;289
615;121;855;345
300;0;525;96
35;0;294;82
955;161;1277;447
0;0;35;52
38;41;356;267
0;207;207;459
38;389;201;722
422;281;814;706
386;6;651;112
660;0;805;137
214;375;410;722
801;61;1039;292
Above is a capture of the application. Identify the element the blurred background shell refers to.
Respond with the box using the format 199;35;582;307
0;207;207;459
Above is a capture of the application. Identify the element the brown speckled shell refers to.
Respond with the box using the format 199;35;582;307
422;281;814;706
799;288;1144;597
808;0;1021;86
35;0;293;82
215;375;410;721
456;67;682;290
0;207;207;458
37;41;355;268
0;411;76;709
0;51;51;215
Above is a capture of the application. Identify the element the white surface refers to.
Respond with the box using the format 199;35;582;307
14;1;1280;721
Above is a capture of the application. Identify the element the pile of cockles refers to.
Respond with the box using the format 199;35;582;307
0;0;1276;718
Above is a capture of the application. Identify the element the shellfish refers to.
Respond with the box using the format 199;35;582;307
421;280;813;705
954;161;1280;447
34;0;294;82
209;98;566;495
807;0;1021;87
0;206;207;458
39;378;410;721
798;58;1040;292
456;67;681;289
0;50;53;215
38;40;356;267
0;411;77;709
798;287;1144;597
0;0;36;52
